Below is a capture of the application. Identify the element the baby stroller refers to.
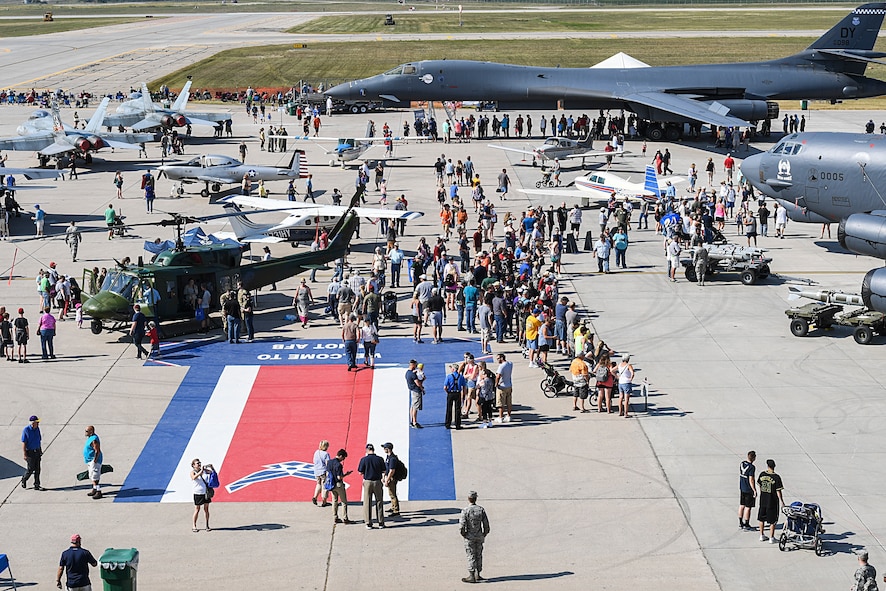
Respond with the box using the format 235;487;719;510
382;291;398;322
778;501;824;555
535;170;555;188
539;361;575;398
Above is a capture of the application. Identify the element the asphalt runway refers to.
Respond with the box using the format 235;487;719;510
1;14;886;591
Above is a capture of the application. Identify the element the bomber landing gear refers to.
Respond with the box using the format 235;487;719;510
90;319;103;335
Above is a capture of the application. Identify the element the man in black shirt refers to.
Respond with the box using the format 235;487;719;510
357;444;386;529
57;534;97;590
427;288;446;344
222;289;242;343
130;304;148;359
757;458;785;543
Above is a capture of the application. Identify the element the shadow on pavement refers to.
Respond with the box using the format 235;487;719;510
212;523;289;532
483;571;574;582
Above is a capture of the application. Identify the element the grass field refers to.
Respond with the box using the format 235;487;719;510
292;9;852;34
0;2;421;16
0;16;149;37
151;36;826;89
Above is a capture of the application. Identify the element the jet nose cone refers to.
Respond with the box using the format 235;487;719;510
325;81;356;101
739;153;761;184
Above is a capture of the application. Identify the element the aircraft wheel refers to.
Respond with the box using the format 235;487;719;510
350;105;359;114
90;320;103;335
684;266;698;282
176;186;184;196
646;125;664;142
665;126;681;141
200;188;210;198
790;318;809;337
211;183;222;193
85;153;93;164
329;159;337;167
758;264;771;279
740;270;757;285
854;326;874;345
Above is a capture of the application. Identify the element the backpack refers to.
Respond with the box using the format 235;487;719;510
393;456;408;481
595;365;609;382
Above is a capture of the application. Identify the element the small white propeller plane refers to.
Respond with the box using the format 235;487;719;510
216;195;424;243
488;134;625;168
520;165;685;203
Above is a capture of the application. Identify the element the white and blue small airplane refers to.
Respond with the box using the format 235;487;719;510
521;164;684;203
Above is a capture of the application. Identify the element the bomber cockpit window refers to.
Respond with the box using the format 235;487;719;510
770;141;785;154
770;141;803;156
403;65;416;74
384;66;404;75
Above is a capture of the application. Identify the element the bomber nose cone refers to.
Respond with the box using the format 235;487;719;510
325;80;356;100
739;153;761;184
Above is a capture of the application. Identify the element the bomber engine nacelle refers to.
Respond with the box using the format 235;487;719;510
862;267;886;313
160;113;187;128
707;100;779;122
838;212;886;260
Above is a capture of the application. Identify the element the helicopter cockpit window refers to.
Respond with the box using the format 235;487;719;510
104;272;138;301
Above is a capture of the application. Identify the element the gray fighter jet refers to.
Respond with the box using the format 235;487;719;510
103;81;230;132
326;3;886;141
740;132;886;316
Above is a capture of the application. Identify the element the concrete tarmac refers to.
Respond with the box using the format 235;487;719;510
0;66;885;591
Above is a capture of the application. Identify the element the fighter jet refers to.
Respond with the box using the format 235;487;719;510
216;195;424;243
326;3;886;141
740;132;886;315
0;98;154;163
157;151;309;197
102;81;230;132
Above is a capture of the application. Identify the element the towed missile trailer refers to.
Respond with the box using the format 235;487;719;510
682;244;773;285
785;303;886;345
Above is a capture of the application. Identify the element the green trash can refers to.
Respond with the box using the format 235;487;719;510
100;548;138;591
287;103;296;116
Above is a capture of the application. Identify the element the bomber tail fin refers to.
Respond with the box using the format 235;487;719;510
807;3;886;52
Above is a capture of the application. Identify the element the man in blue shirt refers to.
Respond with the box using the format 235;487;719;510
388;243;404;288
21;415;44;490
57;534;97;590
463;281;479;333
357;444;386;529
84;425;103;500
444;363;466;430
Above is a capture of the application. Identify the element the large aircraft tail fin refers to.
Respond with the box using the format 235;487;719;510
84;97;111;134
807;3;886;52
171;80;192;113
643;165;661;198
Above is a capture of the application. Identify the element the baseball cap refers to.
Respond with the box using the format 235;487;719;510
366;443;375;451
382;442;393;450
71;534;80;543
29;415;39;422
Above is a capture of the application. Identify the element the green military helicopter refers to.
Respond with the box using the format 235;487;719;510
80;189;361;335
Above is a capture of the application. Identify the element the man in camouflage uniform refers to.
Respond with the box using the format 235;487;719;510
459;490;490;583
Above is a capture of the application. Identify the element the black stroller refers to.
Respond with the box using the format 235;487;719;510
382;291;398;322
539;361;575;398
778;501;824;555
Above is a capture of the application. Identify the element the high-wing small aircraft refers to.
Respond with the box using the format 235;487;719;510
327;3;886;141
217;195;424;243
157;151;309;197
287;122;418;166
103;81;230;132
521;165;683;203
0;98;154;163
489;134;620;168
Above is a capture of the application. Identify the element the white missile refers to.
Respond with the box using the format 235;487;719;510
788;286;865;306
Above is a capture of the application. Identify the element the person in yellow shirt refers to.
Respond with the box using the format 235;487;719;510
525;308;542;368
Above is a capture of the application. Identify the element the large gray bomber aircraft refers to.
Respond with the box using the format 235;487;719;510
741;132;886;316
326;3;886;141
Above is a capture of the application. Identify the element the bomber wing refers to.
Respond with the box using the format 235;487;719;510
621;91;749;128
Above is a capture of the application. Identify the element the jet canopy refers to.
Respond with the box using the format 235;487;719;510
384;64;417;75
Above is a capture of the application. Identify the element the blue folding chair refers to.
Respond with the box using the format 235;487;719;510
0;554;16;589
